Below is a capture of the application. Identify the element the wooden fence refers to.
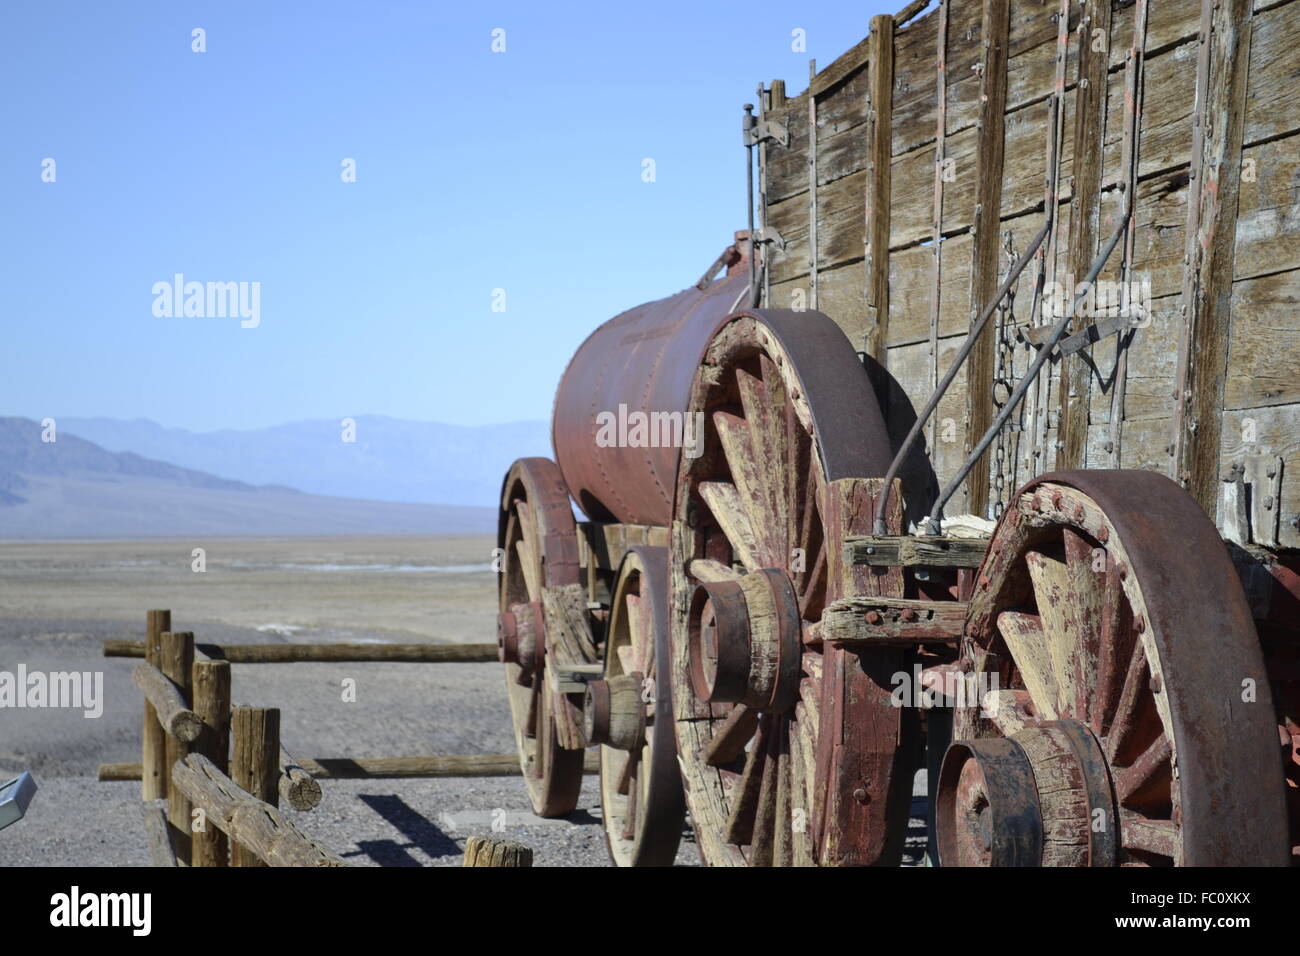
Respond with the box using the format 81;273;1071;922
104;609;572;867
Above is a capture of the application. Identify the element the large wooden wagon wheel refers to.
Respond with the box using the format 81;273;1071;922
497;457;592;818
669;310;917;866
585;546;686;866
940;470;1289;866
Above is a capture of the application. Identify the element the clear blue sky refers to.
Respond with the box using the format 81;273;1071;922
1;0;892;431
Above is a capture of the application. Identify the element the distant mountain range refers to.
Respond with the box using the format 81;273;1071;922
0;417;499;538
58;415;553;507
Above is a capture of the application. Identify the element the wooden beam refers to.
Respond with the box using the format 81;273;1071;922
131;661;202;742
231;706;279;867
1057;0;1113;470
809;58;819;311
159;631;194;851
141;610;169;801
190;659;231;866
844;534;989;568
106;640;498;663
822;597;968;644
1174;0;1255;514
864;14;895;362
171;753;345;867
962;0;1011;516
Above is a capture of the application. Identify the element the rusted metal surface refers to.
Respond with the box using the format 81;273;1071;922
937;737;1042;866
551;236;752;526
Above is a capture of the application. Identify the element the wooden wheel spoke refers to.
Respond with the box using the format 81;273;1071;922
704;704;760;767
1092;563;1134;736
1120;814;1179;860
689;557;739;583
1114;737;1172;806
724;717;770;846
749;721;782;866
712;412;781;566
1024;550;1077;718
1105;643;1149;763
798;540;827;619
515;537;541;602
737;365;790;559
624;592;651;674
699;481;765;570
621;757;639;840
771;719;793;867
1061;528;1103;719
996;610;1060;721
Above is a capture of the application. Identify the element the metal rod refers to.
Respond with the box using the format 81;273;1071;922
923;203;1132;534
872;217;1052;534
744;103;757;307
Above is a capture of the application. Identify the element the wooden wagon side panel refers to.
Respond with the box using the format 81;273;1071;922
755;0;1299;543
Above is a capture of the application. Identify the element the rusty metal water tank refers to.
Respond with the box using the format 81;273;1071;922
552;234;752;526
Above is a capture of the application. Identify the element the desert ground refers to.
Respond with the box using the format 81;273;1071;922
0;535;925;866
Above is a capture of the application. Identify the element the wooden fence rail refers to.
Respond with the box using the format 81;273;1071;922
105;639;498;663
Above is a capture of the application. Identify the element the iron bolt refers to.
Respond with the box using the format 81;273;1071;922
865;610;882;625
901;609;918;623
853;788;869;804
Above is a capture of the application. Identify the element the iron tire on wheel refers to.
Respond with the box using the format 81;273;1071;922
940;469;1289;866
497;457;588;818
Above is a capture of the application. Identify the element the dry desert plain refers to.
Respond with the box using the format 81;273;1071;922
0;535;925;866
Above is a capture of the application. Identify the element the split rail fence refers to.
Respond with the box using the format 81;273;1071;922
100;609;579;867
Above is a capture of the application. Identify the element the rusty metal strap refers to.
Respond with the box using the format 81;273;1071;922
872;218;1052;534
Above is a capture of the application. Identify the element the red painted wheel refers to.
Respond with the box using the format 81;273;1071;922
668;310;917;866
588;546;686;866
497;457;589;818
941;470;1289;866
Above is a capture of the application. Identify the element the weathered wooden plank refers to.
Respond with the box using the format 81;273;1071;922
963;0;1011;518
1174;0;1255;514
1057;0;1113;470
865;14;896;361
1224;269;1300;409
845;534;989;568
822;597;968;644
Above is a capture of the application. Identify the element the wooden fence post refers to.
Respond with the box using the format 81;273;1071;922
232;706;280;867
159;630;194;861
191;659;231;866
142;610;170;801
463;836;533;867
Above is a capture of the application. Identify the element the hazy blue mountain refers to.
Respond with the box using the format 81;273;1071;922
59;415;553;508
0;418;496;538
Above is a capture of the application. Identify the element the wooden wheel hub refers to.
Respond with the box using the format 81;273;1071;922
938;720;1118;867
584;674;646;751
687;569;802;713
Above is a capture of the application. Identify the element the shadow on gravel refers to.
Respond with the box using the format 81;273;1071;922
348;793;462;866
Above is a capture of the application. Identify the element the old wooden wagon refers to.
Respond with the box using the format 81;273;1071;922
495;0;1300;866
